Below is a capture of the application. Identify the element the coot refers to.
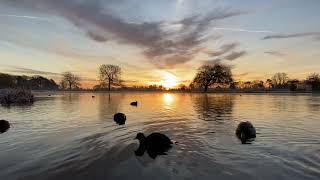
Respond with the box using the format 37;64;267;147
0;120;10;133
130;101;138;106
236;121;256;144
135;132;173;159
114;113;126;125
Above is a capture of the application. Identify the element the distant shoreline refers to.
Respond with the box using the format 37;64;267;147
29;89;317;94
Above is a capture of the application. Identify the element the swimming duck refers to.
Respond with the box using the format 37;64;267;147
0;120;10;133
135;132;173;159
114;113;126;125
236;121;256;144
130;101;138;106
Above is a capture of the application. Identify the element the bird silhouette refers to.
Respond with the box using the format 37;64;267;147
236;121;256;144
135;132;173;159
114;113;126;125
0;120;10;133
130;101;138;106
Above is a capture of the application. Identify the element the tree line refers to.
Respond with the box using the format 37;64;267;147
1;63;320;92
0;73;59;90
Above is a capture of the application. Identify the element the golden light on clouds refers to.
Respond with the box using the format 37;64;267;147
159;71;178;89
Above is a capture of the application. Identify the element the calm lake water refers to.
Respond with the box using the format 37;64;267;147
0;92;319;180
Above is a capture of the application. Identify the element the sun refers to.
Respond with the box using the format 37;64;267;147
159;72;178;89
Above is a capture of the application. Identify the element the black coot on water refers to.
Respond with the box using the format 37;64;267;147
0;120;10;133
114;113;126;125
135;132;173;159
130;101;138;106
236;121;256;144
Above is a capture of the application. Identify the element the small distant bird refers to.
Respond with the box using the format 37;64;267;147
0;120;10;133
130;101;138;106
135;132;173;159
236;121;256;144
114;113;126;125
48;94;51;96
92;96;95;98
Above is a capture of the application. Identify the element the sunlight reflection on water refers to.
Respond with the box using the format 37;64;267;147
0;92;319;180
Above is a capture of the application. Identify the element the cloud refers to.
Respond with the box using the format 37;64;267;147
223;51;246;61
265;51;286;57
3;0;246;68
202;59;223;65
263;32;320;40
213;27;273;33
206;43;238;57
86;31;108;42
8;67;61;76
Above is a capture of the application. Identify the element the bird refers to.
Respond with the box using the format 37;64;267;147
135;132;173;159
130;101;138;106
0;120;10;133
48;94;51;96
236;121;256;144
114;113;126;125
92;95;95;98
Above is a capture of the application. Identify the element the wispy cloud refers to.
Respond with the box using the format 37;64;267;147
213;27;273;33
205;42;246;61
3;0;247;68
263;32;320;40
206;43;239;57
0;14;50;21
265;51;286;57
8;67;61;76
224;51;247;61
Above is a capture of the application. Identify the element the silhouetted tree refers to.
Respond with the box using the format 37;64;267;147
266;79;273;89
61;72;81;90
0;73;16;89
99;64;121;91
252;80;264;89
29;76;59;90
16;76;30;89
272;73;289;88
191;64;233;92
306;73;320;90
288;79;299;91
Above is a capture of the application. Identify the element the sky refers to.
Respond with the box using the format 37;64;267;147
0;0;320;88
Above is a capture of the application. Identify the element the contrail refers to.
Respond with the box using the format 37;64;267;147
213;27;274;33
0;14;50;21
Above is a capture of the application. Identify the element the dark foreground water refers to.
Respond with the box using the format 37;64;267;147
0;92;319;180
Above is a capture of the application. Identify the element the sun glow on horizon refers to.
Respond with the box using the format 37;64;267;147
159;72;178;89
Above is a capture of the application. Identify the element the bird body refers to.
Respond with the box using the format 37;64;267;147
114;113;126;125
0;120;10;133
130;101;138;106
236;121;256;144
135;132;173;159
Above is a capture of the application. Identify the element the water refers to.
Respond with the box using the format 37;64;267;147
0;92;319;180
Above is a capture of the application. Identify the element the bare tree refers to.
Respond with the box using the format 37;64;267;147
61;72;81;90
306;73;320;90
99;64;121;91
191;64;233;92
272;73;288;88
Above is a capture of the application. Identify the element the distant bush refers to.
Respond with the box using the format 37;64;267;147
0;89;34;106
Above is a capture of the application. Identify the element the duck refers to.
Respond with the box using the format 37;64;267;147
114;113;126;125
135;132;173;159
0;120;10;133
236;121;256;144
130;101;138;106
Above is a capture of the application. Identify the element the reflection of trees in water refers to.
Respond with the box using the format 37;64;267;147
193;94;234;121
306;95;320;112
98;93;124;121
